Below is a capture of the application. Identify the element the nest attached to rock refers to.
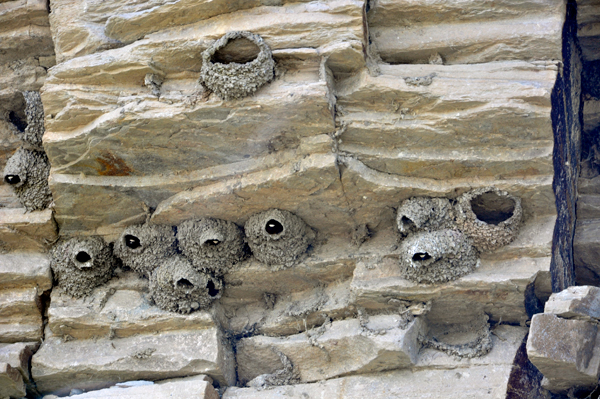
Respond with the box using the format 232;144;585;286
200;31;275;100
50;236;116;298
3;147;52;212
398;229;478;284
178;217;248;275
149;256;223;314
396;197;456;237
245;209;314;269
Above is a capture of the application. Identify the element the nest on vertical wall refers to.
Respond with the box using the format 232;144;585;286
455;187;522;252
396;197;456;237
113;224;177;278
3;147;52;211
149;256;223;314
200;31;275;100
177;217;248;275
50;236;116;298
245;209;315;269
20;91;45;149
398;229;478;284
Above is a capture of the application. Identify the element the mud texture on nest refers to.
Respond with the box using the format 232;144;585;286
419;315;493;359
398;229;478;284
245;209;315;269
21;91;45;149
149;256;223;314
200;31;275;100
396;197;456;237
177;217;248;275
455;187;522;252
114;224;177;278
3;147;52;211
50;236;116;298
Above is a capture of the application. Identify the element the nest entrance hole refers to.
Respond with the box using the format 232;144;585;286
265;219;284;235
471;192;515;225
412;252;432;261
4;175;21;185
211;38;260;64
75;251;91;263
176;278;194;289
205;239;221;246
124;235;141;249
207;280;220;297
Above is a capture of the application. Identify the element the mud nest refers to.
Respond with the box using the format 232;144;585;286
245;209;314;269
177;217;248;275
398;229;478;284
149;256;223;314
20;91;45;148
200;31;275;100
455;187;522;252
396;197;456;237
3;147;52;211
50;236;116;298
114;224;177;278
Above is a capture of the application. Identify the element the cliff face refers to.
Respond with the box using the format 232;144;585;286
0;0;593;398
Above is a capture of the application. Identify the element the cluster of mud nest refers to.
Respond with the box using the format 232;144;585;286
396;187;522;284
3;91;53;211
200;31;275;100
50;209;314;314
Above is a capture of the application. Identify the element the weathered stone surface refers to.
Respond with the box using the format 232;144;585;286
336;62;556;180
48;0;363;67
583;97;600;132
237;316;424;385
0;362;25;399
544;285;600;320
46;375;219;399
527;313;600;392
31;328;236;395
574;219;600;280
0;288;43;343
0;208;57;252
46;270;222;340
578;0;600;61
0;252;52;290
0;341;38;384
367;0;564;64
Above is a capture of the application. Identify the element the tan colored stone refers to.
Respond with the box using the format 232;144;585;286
368;0;564;64
31;329;236;395
574;219;600;277
0;252;52;290
0;362;25;399
237;316;424;385
0;288;43;343
0;341;39;383
584;98;600;133
0;208;57;252
46;270;222;340
544;286;600;320
576;195;600;219
50;375;219;399
527;313;600;392
578;0;600;61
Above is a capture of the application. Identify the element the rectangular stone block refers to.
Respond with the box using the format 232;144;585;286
46;375;219;399
237;316;424;385
47;270;221;340
544;286;600;321
367;0;563;64
574;219;600;280
0;362;25;399
0;288;43;343
31;328;236;395
0;341;39;384
0;209;58;252
0;252;52;291
526;313;600;392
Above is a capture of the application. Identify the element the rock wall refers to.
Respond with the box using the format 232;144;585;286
0;0;594;398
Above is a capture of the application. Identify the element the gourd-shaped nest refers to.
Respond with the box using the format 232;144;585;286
245;209;314;269
396;197;456;237
3;147;52;211
398;229;478;284
50;236;115;298
200;31;275;100
114;224;177;278
177;217;248;275
455;187;522;252
149;256;222;314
